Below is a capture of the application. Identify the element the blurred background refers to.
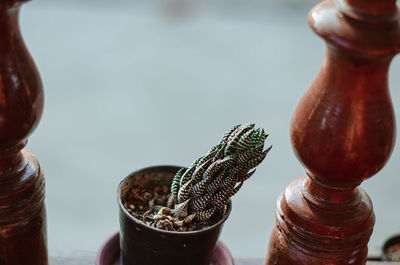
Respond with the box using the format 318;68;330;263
21;0;400;258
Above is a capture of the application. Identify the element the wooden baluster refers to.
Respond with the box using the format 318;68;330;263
266;0;400;264
0;1;47;265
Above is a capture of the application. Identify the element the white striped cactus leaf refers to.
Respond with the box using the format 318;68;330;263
168;123;271;225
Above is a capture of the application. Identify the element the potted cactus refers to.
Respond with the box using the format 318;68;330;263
115;124;271;265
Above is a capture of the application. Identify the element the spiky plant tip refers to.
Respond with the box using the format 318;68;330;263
165;123;271;229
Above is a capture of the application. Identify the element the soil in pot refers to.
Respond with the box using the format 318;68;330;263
121;180;224;232
385;244;400;261
383;235;400;261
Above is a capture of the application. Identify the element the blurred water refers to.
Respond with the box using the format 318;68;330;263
20;0;400;258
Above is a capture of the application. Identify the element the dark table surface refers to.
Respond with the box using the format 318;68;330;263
50;252;400;265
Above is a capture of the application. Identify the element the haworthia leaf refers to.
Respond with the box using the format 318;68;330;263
169;124;271;225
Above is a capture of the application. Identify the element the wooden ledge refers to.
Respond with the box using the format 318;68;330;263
49;252;400;265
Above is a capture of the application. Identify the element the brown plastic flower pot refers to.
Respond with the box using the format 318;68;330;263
118;165;232;265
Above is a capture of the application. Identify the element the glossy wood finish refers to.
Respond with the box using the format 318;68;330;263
266;0;400;264
0;0;47;265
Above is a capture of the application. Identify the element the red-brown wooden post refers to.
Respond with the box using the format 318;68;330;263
0;0;47;265
266;0;400;264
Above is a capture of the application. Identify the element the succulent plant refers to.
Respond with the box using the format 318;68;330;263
158;123;271;229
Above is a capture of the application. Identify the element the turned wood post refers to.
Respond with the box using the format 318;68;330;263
266;0;400;264
0;1;47;265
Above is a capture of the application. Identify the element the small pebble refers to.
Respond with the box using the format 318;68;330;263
144;192;152;200
159;207;172;215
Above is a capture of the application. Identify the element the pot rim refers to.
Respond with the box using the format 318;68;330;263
117;165;232;236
